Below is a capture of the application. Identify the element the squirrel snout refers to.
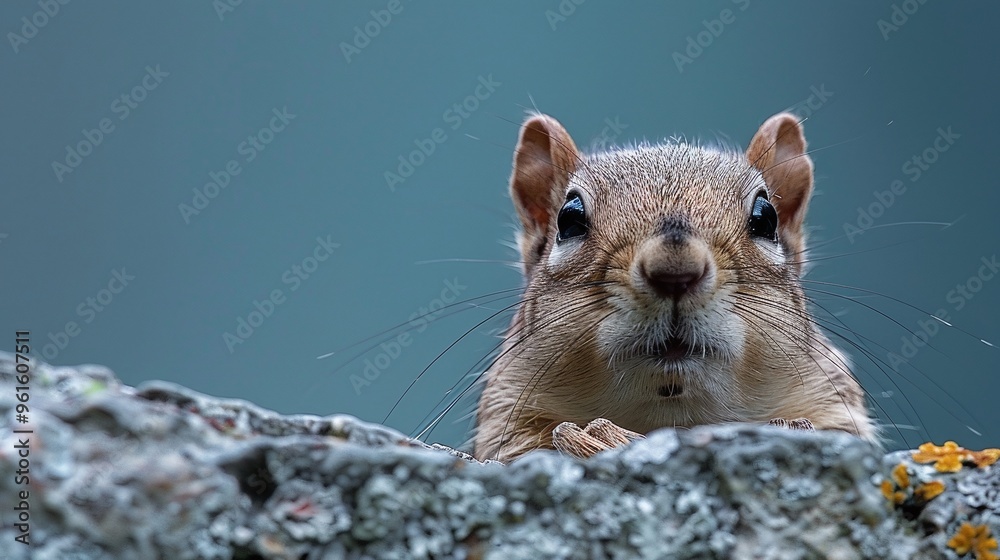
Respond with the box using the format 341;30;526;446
635;236;712;301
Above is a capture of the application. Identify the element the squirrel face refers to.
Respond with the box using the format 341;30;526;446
474;113;873;462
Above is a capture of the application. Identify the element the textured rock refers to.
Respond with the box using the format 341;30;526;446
0;353;997;559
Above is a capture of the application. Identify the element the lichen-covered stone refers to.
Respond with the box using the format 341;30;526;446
0;353;996;559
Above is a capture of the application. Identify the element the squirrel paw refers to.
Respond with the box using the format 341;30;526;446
768;417;816;432
552;418;644;459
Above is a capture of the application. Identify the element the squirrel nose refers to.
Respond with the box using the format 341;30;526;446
634;220;713;301
640;260;708;300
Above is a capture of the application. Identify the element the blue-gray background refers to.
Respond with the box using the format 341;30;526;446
2;1;997;451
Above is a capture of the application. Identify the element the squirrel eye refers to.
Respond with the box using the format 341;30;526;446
748;192;778;241
557;194;588;242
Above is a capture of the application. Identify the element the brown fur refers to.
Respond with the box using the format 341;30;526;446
474;113;875;462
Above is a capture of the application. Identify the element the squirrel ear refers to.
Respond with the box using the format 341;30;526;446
745;113;814;261
510;114;580;271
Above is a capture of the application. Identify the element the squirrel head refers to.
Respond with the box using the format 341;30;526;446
479;112;867;452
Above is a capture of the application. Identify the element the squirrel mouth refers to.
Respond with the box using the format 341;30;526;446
652;336;695;362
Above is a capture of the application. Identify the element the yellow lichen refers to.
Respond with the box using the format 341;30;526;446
971;448;1000;469
880;479;893;498
881;461;947;506
880;479;906;505
913;480;945;501
891;463;910;488
912;441;1000;473
947;522;999;560
936;454;964;473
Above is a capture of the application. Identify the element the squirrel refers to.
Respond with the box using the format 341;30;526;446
473;112;877;462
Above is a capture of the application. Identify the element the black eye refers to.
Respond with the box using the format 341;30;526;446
748;192;778;241
557;194;588;242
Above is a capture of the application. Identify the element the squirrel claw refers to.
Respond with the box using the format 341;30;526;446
768;417;816;432
552;418;645;459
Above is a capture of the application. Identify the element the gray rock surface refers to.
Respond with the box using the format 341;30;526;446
0;353;997;559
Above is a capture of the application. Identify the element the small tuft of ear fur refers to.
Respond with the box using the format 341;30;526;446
745;113;814;265
510;114;580;275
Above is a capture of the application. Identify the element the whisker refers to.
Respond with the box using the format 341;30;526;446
385;280;615;424
414;289;614;444
730;287;987;444
737;279;952;359
316;287;526;361
731;290;924;441
793;219;960;257
800;279;996;348
729;299;897;444
383;298;529;424
797;293;925;434
415;258;524;266
499;306;616;460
